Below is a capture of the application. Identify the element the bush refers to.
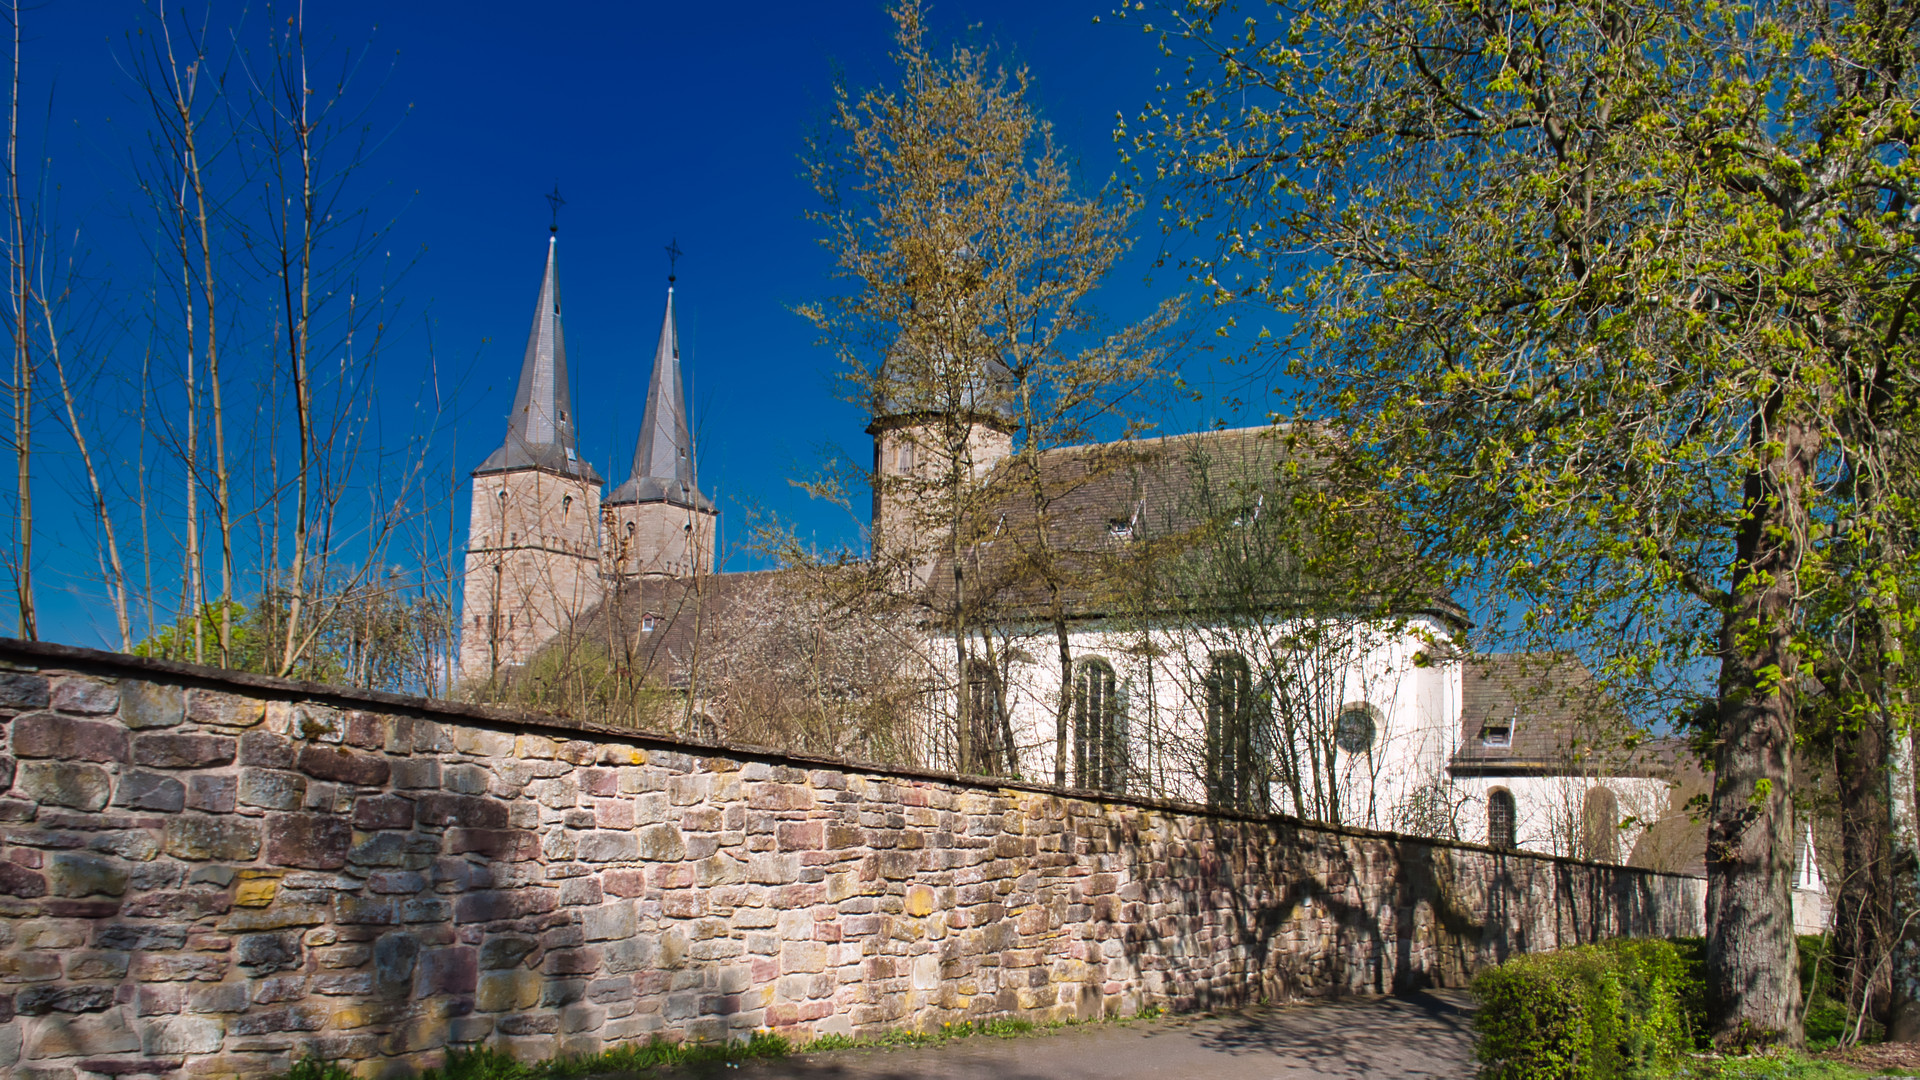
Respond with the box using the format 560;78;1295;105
1472;938;1707;1080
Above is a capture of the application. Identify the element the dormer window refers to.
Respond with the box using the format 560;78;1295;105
1109;520;1134;542
1481;714;1515;748
641;613;657;633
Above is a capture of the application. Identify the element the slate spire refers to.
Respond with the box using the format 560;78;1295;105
607;285;711;509
476;235;601;482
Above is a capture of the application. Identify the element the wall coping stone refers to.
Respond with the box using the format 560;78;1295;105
0;636;1703;882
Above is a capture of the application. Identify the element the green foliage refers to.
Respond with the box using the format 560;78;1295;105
1472;939;1707;1080
278;1033;795;1080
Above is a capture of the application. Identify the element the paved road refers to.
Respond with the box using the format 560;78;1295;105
720;992;1478;1080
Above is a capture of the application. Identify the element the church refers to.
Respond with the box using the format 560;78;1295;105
456;227;1714;875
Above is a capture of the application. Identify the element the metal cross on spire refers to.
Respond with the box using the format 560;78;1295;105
665;238;683;284
546;184;566;233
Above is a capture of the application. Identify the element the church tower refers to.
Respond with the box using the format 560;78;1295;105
458;232;604;682
602;281;716;577
868;350;1015;574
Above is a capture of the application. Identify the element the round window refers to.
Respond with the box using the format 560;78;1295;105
1334;707;1377;753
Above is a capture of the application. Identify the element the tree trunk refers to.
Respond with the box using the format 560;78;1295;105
1834;701;1894;1032
1704;413;1815;1049
1882;704;1920;1038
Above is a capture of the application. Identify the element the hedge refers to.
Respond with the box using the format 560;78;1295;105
1472;938;1707;1080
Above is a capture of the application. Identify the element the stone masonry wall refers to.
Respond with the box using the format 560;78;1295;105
0;641;1705;1080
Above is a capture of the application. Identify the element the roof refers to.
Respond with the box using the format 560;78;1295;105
606;286;712;510
1448;653;1673;778
919;425;1453;624
476;235;601;483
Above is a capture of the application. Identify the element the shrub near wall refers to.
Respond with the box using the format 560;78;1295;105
1472;939;1707;1080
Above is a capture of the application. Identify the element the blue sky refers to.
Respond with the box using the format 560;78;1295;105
19;1;1256;647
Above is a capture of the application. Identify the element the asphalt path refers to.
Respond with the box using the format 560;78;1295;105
713;992;1479;1080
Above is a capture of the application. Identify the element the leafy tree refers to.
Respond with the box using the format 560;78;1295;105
800;0;1178;779
1128;0;1920;1046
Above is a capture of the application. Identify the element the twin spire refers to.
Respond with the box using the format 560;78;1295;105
478;231;709;513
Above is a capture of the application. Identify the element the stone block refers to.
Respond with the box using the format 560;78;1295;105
120;681;183;729
12;713;130;763
373;932;420;998
264;813;352;870
0;860;46;898
238;769;308;812
391;758;439;789
186;690;266;729
448;828;539;861
64;952;131;981
582;902;635;942
295;745;390;787
637;824;686;861
18;762;112;811
235;932;303;976
93;923;188;952
163;815;260;862
336;896;396;925
51;679;118;716
187;774;237;813
112;770;185;813
343;712;386;750
478;936;537;971
237;730;293;769
476;970;541;1013
47;852;127;898
16;984;116;1015
417;946;478;997
139;1015;225;1055
352;795;413;831
577;830;638;862
225;1003;327;1035
454;888;558;924
26;1007;139;1056
415;792;508;829
132;733;236;769
188;984;249;1013
0;671;49;710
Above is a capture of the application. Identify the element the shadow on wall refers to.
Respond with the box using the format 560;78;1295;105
0;640;1707;1079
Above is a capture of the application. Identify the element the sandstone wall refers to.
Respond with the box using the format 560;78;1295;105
0;641;1704;1080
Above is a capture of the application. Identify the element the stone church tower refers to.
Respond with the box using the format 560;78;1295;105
459;232;604;682
602;283;716;577
458;232;718;684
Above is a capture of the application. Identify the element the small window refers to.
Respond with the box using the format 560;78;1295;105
1488;788;1517;850
1205;653;1260;811
562;495;573;516
641;613;657;633
1334;706;1377;754
1481;714;1514;748
964;660;1011;777
1073;658;1125;793
1108;520;1134;542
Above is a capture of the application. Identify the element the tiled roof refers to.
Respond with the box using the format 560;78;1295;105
921;425;1453;623
1449;653;1675;778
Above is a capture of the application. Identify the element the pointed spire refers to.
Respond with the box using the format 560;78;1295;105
476;235;600;482
607;285;711;509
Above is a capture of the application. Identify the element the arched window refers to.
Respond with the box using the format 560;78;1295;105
964;660;1011;777
1581;786;1620;863
1205;653;1259;810
1073;658;1125;793
1488;788;1517;851
1334;704;1378;754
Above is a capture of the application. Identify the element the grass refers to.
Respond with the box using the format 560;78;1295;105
274;1007;1171;1080
1634;1049;1920;1080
